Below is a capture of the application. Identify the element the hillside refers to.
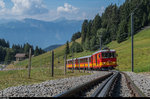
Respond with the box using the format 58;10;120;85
108;27;150;72
14;27;150;73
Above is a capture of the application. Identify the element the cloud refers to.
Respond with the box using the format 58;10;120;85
11;0;48;15
57;3;79;14
0;0;5;9
0;1;84;21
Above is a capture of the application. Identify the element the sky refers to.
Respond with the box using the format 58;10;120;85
0;0;125;21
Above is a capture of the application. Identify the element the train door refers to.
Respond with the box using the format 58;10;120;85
91;56;93;69
97;53;100;68
95;54;97;69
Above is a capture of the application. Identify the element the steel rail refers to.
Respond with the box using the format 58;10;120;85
121;72;146;97
91;71;119;97
54;72;113;97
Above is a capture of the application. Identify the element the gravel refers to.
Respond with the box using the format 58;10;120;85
119;73;132;97
82;72;132;97
0;71;111;97
125;72;150;97
106;72;132;97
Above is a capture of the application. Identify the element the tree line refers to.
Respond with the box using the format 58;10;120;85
0;39;45;64
65;0;150;54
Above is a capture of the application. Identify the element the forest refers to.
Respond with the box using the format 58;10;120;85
0;39;45;64
68;0;150;52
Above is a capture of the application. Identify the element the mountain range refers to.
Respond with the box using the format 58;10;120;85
44;44;62;52
0;18;83;49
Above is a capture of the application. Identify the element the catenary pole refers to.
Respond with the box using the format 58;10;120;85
131;13;134;72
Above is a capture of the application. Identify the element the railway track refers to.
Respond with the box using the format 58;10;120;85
54;70;146;97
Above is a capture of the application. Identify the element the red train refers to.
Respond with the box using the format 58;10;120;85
66;49;117;70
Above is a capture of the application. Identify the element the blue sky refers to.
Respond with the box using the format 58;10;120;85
0;0;125;21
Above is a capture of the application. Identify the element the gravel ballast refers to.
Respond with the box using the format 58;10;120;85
125;72;150;97
0;71;110;97
1;71;147;97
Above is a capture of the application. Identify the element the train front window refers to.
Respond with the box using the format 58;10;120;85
102;52;116;58
111;52;116;58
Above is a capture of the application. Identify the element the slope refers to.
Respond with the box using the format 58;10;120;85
15;27;150;73
108;27;150;72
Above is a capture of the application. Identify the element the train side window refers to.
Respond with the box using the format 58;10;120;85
95;55;97;65
105;53;107;58
108;53;111;58
114;53;116;58
99;54;101;58
89;58;91;62
112;53;115;58
102;53;104;58
104;53;106;58
113;53;115;58
110;53;113;58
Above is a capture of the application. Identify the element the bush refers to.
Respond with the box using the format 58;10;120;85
70;42;83;53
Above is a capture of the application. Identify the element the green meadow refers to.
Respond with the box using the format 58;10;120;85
0;27;150;90
108;27;150;72
15;27;150;73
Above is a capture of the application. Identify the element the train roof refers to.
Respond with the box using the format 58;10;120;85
92;50;116;55
67;50;116;61
67;55;91;61
77;55;91;59
67;58;77;61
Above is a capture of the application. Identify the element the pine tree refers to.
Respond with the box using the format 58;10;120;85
84;37;90;50
34;46;40;56
0;47;6;62
4;49;14;64
81;20;88;44
117;20;128;43
90;36;97;51
70;42;83;53
71;32;81;41
65;41;70;55
91;14;101;36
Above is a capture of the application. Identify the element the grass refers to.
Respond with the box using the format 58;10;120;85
108;27;150;72
1;27;150;90
11;27;150;72
0;38;92;90
0;67;90;90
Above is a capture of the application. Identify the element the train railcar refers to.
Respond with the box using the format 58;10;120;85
66;58;77;69
66;49;117;70
92;50;117;70
76;55;92;69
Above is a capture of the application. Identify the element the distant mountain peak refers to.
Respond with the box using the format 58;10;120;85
0;17;82;48
53;17;68;22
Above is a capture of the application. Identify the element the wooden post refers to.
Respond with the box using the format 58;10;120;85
28;48;31;79
64;54;67;75
51;50;54;77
